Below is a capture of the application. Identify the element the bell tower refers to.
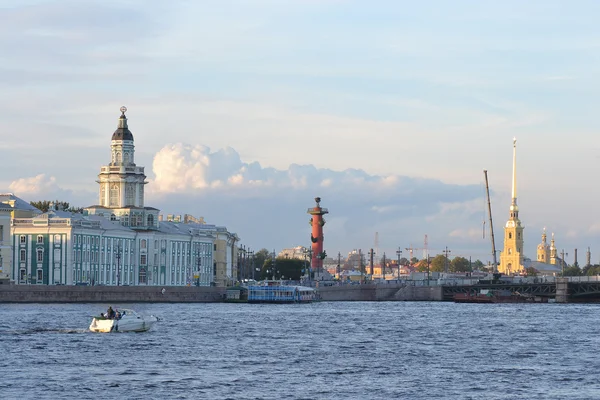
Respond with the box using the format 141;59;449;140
537;228;550;263
86;106;158;229
499;138;524;275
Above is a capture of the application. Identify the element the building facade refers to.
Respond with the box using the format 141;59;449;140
9;107;239;286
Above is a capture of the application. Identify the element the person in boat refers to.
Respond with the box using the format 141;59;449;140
100;313;106;319
107;306;115;319
115;310;121;320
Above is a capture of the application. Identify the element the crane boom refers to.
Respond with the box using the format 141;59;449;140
483;170;498;272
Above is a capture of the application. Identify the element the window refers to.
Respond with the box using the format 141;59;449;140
141;239;147;249
20;249;26;261
154;254;158;265
518;233;521;239
37;269;43;283
37;250;44;262
214;244;217;251
147;215;154;226
37;235;44;244
0;225;3;241
54;249;61;261
54;235;61;244
508;233;512;239
140;255;147;265
20;235;26;244
139;268;147;284
109;184;119;207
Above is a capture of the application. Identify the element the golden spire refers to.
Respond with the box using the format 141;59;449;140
511;137;517;204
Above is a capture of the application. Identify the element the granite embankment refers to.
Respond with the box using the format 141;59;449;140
317;283;443;301
0;285;225;303
0;283;444;302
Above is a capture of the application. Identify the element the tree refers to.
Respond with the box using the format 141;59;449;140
260;257;303;281
450;256;472;273
525;266;537;277
253;248;271;276
415;259;429;272
410;257;419;264
30;200;83;213
585;264;600;276
563;265;581;277
399;257;409;266
430;254;448;272
472;259;485;270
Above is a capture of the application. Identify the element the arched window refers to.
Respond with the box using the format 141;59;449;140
109;184;119;207
115;152;122;164
509;233;512;239
123;152;129;164
100;184;106;206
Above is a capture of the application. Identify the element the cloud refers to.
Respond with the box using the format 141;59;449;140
7;173;95;208
9;174;57;195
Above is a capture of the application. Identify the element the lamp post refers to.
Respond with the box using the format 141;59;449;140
271;250;276;281
115;241;122;287
427;255;431;286
196;251;201;287
396;247;402;281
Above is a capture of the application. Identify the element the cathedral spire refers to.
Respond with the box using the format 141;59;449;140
511;137;517;205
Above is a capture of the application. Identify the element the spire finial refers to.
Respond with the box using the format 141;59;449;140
511;137;517;203
120;106;127;116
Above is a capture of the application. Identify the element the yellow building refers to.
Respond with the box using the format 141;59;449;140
499;138;525;275
536;229;550;263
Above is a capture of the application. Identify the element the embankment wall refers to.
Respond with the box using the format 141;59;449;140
0;285;226;303
317;284;443;301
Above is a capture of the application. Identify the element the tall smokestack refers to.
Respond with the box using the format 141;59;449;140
574;248;578;267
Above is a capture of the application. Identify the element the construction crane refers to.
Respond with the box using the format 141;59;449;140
483;170;498;273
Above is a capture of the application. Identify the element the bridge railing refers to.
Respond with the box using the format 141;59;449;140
567;276;600;283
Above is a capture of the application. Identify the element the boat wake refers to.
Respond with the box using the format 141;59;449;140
0;327;89;335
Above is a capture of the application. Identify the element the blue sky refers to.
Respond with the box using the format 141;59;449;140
1;0;599;264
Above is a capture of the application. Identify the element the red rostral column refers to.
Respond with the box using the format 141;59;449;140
308;197;328;278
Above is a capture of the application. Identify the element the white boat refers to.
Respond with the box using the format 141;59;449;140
89;309;158;333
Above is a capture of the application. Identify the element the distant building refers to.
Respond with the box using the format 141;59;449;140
498;139;560;276
9;107;239;286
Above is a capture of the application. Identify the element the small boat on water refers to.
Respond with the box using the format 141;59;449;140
248;280;316;304
89;309;159;333
454;289;548;304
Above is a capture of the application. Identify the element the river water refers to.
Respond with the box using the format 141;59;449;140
1;301;599;399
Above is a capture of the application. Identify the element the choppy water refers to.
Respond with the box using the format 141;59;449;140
1;302;600;399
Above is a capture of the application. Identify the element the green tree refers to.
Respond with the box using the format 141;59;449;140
585;265;600;276
252;248;271;277
260;257;303;281
410;257;419;264
430;254;449;272
399;257;409;266
30;200;69;212
525;266;537;276
472;259;485;270
30;200;83;213
415;259;429;272
563;265;581;277
450;256;472;272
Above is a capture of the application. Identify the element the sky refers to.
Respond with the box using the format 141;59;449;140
1;0;599;265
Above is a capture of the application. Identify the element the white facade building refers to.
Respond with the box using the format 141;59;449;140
9;107;239;286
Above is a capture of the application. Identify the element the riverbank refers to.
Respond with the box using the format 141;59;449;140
0;283;443;303
0;285;225;303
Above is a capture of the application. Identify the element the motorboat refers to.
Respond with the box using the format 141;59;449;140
89;308;159;333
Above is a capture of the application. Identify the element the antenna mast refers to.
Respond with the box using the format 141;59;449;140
483;170;498;272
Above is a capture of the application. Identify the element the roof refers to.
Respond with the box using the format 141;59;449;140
523;260;562;273
0;193;41;212
111;114;134;141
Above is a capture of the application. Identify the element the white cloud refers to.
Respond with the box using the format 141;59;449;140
8;174;57;195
